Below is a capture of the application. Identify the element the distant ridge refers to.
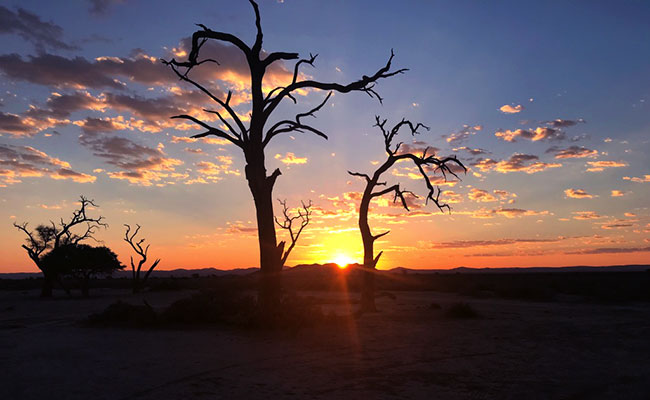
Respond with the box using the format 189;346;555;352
1;264;647;279
387;265;650;274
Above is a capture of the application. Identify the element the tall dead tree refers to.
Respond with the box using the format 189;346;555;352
124;224;161;293
162;0;405;309
13;196;107;297
348;117;466;312
274;199;312;268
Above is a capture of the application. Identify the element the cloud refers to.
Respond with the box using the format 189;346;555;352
0;91;109;137
172;37;295;94
600;223;633;230
444;125;482;144
275;152;307;165
171;136;230;145
565;246;650;255
396;141;439;156
623;175;650;183
0;6;77;50
88;0;126;16
564;188;597;199
585;160;628;172
442;190;463;204
499;104;523;114
453;146;489;156
226;222;258;235
0;52;170;89
79;132;183;186
610;190;627;197
543;118;585;128
0;143;95;186
467;188;497;202
457;207;549;219
0;112;64;137
471;153;562;174
546;145;598;159
572;211;603;220
425;237;564;249
194;156;240;180
495;127;565;142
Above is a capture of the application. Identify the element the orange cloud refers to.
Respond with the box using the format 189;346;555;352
275;152;307;165
495;127;564;142
547;145;598;159
623;175;650;183
499;104;524;114
472;154;562;174
468;188;497;202
564;188;597;199
0;144;95;186
611;190;627;197
572;211;603;220
586;160;628;172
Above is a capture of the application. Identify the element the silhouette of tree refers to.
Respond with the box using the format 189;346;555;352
162;0;406;310
348;116;466;312
274;199;312;268
42;244;123;297
124;224;161;293
13;196;107;297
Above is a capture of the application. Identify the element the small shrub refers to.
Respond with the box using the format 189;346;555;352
161;289;255;325
86;301;157;327
444;302;480;319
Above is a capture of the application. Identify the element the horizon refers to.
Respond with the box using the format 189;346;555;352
1;0;649;273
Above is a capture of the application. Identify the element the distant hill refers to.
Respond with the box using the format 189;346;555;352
387;265;650;274
1;264;647;280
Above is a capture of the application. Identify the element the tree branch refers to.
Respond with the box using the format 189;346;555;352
171;115;243;147
274;199;313;267
263;92;332;146
264;49;407;119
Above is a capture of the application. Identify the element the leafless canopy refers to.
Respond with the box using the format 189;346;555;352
161;0;407;150
124;224;160;292
13;196;107;263
350;116;467;213
274;199;312;267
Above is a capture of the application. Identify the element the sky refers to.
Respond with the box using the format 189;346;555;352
1;0;649;273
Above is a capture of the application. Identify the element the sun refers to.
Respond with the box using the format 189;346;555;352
332;254;356;269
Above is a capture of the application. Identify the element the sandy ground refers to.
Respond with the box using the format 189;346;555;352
1;289;649;399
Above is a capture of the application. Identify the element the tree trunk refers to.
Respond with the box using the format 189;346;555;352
82;283;89;297
40;273;53;298
359;193;377;313
245;143;282;311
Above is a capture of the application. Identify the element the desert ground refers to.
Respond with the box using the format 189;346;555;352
1;288;650;399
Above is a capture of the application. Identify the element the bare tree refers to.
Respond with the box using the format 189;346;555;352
13;196;107;297
348;117;466;312
274;199;312;268
124;224;161;293
162;0;405;309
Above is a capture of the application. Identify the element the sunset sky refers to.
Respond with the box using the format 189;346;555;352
1;0;648;273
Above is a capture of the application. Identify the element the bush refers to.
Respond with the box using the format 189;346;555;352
161;289;255;325
85;289;331;331
86;301;157;327
444;302;480;319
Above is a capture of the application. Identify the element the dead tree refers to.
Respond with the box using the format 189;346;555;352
162;0;406;310
124;224;161;293
13;196;107;297
348;117;466;312
274;199;312;268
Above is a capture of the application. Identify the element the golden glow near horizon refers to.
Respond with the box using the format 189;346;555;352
332;254;357;268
